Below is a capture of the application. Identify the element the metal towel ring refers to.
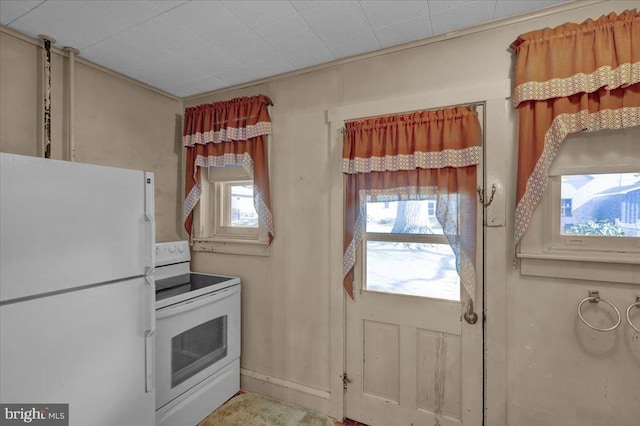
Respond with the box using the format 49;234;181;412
626;295;640;333
577;290;621;332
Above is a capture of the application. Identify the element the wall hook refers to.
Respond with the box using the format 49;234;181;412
476;184;496;208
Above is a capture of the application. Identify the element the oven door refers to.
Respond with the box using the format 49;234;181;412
155;284;240;409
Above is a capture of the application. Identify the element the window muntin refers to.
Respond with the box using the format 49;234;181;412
364;199;459;300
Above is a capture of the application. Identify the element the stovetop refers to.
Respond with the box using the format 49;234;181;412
154;241;240;309
155;273;239;302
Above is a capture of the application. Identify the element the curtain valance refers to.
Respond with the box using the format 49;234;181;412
342;106;481;301
183;95;274;243
511;9;640;245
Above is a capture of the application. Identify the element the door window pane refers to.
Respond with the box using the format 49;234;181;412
171;316;227;387
365;199;460;301
366;199;442;235
366;241;459;300
561;173;640;237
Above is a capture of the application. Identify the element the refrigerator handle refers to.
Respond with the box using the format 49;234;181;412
144;172;155;275
144;275;155;393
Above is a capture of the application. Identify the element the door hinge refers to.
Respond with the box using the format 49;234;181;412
341;372;352;392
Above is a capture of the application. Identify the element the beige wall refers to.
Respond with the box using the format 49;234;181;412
2;1;639;424
0;30;184;242
187;1;640;424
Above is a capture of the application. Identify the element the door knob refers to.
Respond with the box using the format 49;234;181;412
464;299;478;325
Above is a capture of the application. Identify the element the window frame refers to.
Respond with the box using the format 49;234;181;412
517;127;640;284
191;166;269;251
546;170;640;255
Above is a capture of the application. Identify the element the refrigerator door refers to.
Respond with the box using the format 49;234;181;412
0;277;155;426
0;153;155;302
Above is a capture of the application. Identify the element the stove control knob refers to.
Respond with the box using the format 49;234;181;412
169;245;176;253
178;244;185;253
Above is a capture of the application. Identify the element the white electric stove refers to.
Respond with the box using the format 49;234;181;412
154;241;240;426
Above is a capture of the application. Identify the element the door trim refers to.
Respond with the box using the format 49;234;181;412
327;80;511;422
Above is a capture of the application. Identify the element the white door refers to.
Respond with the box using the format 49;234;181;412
344;171;484;426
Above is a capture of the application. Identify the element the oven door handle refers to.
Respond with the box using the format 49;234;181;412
156;285;240;320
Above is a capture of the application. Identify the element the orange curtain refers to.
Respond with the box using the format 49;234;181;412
511;10;640;245
183;95;274;243
342;106;482;301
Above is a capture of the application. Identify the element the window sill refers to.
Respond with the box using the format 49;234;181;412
192;238;270;257
518;251;640;284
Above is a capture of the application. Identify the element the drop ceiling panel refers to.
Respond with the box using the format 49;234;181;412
299;1;373;41
372;15;433;49
430;1;497;34
167;1;246;41
0;0;45;25
494;0;568;20
359;0;430;29
252;13;323;54
222;0;299;28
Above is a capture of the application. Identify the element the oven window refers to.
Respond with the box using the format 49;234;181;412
171;316;228;388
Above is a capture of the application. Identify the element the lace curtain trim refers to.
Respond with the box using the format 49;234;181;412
342;146;480;174
514;106;640;244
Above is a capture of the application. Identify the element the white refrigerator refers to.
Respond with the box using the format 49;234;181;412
0;153;156;426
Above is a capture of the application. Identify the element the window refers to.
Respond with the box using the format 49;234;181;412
216;181;258;238
518;127;640;284
192;166;268;248
364;197;459;301
559;173;639;237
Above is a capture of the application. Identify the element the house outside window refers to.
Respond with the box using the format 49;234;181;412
560;173;640;237
560;198;572;217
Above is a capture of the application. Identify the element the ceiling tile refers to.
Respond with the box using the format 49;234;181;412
167;0;247;42
322;28;381;59
122;13;202;56
77;1;166;30
280;41;335;68
373;15;433;49
221;0;298;28
80;33;173;75
213;67;260;87
252;13;323;54
0;0;45;25
494;0;566;20
290;1;335;13
149;0;190;12
6;0;162;50
165;73;230;97
299;1;371;41
359;0;430;29
430;0;496;34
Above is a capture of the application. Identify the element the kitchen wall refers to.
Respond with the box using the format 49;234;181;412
185;1;639;424
2;1;638;424
0;29;184;242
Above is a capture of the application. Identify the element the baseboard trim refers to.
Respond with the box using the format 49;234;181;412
240;368;332;417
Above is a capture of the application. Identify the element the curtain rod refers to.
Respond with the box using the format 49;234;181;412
344;101;486;124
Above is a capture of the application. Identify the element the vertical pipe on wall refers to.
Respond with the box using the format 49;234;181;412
64;47;79;162
39;34;55;159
